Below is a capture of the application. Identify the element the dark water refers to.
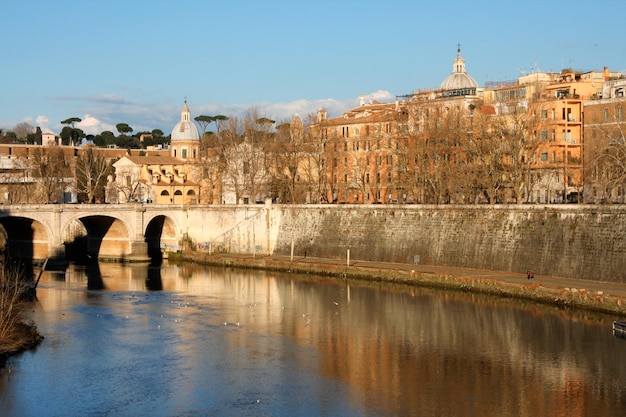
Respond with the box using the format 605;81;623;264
1;262;625;416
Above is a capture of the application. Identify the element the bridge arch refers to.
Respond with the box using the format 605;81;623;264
144;214;181;263
0;216;54;261
61;214;134;262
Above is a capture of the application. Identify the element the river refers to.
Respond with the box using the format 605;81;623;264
1;261;625;416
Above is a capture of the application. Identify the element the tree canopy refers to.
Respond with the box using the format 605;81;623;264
116;123;133;136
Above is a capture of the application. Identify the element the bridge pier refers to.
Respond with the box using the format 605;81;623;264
126;240;150;263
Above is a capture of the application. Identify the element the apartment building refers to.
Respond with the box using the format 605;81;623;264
485;68;622;203
583;78;626;203
309;47;483;204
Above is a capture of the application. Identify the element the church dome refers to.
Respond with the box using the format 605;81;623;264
440;46;478;91
171;101;200;141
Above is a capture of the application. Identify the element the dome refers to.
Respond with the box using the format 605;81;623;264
440;46;478;91
171;101;200;141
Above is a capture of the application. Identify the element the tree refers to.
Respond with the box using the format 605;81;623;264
584;99;626;203
4;131;17;143
60;117;82;146
196;115;228;149
194;115;214;139
115;123;133;136
269;116;316;203
74;147;112;203
96;130;116;147
28;147;72;203
464;110;507;204
13;122;34;142
218;109;273;204
33;126;43;145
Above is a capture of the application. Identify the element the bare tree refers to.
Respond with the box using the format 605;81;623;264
28;147;72;203
13;122;34;142
585;99;626;203
75;147;112;203
219;115;246;203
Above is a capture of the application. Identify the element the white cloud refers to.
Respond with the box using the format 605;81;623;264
1;91;395;137
200;91;395;124
76;114;116;136
36;116;51;133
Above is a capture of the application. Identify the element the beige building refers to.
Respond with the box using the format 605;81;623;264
583;77;626;203
107;101;202;204
308;47;484;204
484;67;622;203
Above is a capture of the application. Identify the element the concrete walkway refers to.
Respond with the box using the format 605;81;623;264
258;254;626;300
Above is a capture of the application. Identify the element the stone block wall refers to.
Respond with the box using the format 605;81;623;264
270;204;626;283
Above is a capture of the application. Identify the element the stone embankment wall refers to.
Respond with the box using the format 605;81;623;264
184;204;626;283
267;204;626;283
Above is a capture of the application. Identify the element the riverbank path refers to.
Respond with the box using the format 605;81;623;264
213;253;626;301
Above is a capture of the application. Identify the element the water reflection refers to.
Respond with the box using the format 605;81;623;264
1;262;625;416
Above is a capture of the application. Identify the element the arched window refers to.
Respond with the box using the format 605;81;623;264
174;190;183;196
161;190;170;196
187;190;196;195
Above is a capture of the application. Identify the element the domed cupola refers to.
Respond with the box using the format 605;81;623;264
171;100;200;141
440;45;479;91
170;100;200;160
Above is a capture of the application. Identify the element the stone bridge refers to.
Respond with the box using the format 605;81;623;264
0;203;273;264
2;203;624;283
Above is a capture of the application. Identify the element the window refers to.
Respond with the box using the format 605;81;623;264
387;172;392;182
386;155;392;165
376;155;381;165
366;173;370;183
604;109;609;123
540;152;548;162
540;109;548;120
182;148;188;158
540;130;548;140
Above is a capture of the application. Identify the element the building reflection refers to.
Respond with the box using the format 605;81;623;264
33;263;623;416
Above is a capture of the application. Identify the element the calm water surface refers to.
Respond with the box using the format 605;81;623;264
1;262;625;416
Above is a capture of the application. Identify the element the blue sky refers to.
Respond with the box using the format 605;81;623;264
1;0;624;136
